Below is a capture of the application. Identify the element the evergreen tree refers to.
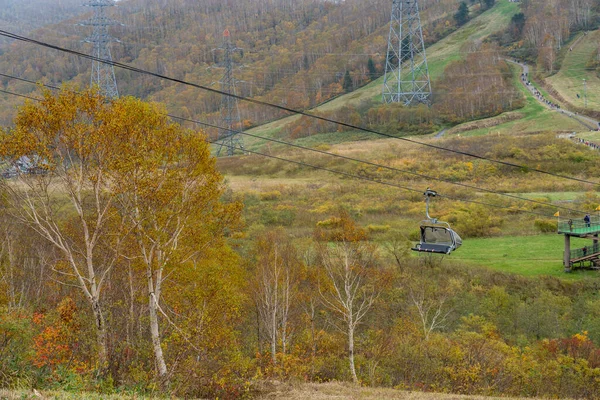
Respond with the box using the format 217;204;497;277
402;37;411;55
510;13;526;38
483;0;495;9
454;2;470;27
386;50;398;66
343;71;353;93
367;57;377;80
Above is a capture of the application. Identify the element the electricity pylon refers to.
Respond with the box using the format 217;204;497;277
382;0;432;106
216;29;245;157
80;0;120;99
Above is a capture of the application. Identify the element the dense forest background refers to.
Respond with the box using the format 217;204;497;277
0;0;598;134
0;0;84;48
0;0;511;130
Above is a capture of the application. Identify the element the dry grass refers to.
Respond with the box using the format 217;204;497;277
225;176;319;192
0;384;568;400
445;112;525;135
257;382;554;400
0;389;159;399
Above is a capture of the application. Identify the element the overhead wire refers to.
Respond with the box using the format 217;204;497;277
0;85;565;219
0;88;40;102
0;74;592;218
3;28;599;189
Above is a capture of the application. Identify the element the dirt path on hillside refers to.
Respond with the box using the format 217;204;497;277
506;59;599;130
435;128;447;138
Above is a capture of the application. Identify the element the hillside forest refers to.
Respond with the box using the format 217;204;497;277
0;0;596;134
3;0;600;399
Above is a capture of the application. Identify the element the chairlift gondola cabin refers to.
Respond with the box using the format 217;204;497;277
411;189;462;255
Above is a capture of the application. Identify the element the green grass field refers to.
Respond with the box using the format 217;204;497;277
546;30;600;111
451;64;585;137
426;0;519;80
452;234;599;280
520;192;587;201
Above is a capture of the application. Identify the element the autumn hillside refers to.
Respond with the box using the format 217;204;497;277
0;0;84;47
245;0;523;148
0;0;486;127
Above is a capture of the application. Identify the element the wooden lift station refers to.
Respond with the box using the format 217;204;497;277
558;217;600;272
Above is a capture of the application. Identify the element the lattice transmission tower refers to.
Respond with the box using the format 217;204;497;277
80;0;120;99
216;29;245;157
382;0;432;105
217;29;245;157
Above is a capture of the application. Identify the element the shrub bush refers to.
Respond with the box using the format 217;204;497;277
534;219;557;233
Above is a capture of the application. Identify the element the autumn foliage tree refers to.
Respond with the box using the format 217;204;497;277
435;43;522;122
33;297;83;374
316;211;387;383
0;87;126;371
107;97;242;383
0;87;242;385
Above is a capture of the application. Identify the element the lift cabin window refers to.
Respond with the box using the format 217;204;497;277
422;226;454;245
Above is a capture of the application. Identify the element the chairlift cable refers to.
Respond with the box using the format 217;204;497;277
0;74;593;218
0;88;40;102
0;29;599;188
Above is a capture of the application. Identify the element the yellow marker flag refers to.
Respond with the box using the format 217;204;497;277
554;211;560;217
596;205;600;211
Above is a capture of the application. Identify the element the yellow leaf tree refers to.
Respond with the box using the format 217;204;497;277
0;87;125;371
106;96;241;383
0;87;241;382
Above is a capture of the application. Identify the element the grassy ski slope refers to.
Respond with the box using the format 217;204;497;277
546;30;600;111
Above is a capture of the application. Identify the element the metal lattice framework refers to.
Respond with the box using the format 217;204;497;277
216;29;245;157
80;0;120;99
382;0;432;105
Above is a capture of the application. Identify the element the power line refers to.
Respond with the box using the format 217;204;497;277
0;29;598;190
0;88;40;102
0;71;591;216
0;81;575;219
0;74;558;99
0;73;62;91
176;117;593;216
0;73;585;214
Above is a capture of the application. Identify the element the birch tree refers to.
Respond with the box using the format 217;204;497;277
0;88;124;370
108;97;238;383
253;230;299;365
407;274;463;341
316;213;383;384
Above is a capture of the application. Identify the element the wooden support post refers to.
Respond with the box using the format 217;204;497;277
564;234;571;272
